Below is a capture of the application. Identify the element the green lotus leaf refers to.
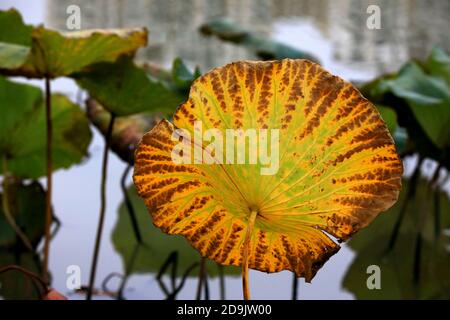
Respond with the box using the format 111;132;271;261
171;57;201;90
376;105;397;134
0;9;33;70
366;53;450;150
0;250;42;299
0;76;92;178
343;178;450;299
425;46;450;86
75;56;185;116
0;180;46;249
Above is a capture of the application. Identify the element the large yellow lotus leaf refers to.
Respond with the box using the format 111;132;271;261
133;59;403;281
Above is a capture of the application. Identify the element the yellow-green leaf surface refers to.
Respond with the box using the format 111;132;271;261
0;9;147;78
134;59;403;281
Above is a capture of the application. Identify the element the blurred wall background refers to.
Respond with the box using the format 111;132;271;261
47;0;450;74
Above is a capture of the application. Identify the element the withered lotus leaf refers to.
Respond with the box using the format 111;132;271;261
133;59;403;294
0;9;147;79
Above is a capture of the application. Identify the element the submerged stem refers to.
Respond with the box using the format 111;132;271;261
0;265;49;299
43;77;53;283
87;113;116;300
386;157;423;253
1;156;34;251
242;210;257;300
121;165;142;243
196;257;206;300
218;264;225;300
117;243;140;299
292;273;299;300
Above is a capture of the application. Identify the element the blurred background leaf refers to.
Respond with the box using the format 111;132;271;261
375;105;397;134
425;47;450;86
0;251;42;299
0;76;92;178
84;58;199;164
75;57;186;117
0;9;32;70
361;47;450;169
0;180;46;250
373;62;450;149
171;57;201;91
343;177;450;299
86;98;162;164
199;18;319;62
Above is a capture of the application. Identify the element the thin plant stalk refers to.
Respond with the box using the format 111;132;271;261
1;156;33;251
43;77;53;282
413;164;441;296
433;189;441;242
386;157;423;252
157;252;177;297
292;274;298;300
117;166;142;298
203;269;210;300
413;232;422;286
431;161;443;242
156;251;199;300
242;210;257;300
196;257;206;300
430;163;442;187
121;165;142;243
170;262;199;299
0;265;49;298
218;264;225;300
86;113;116;300
117;244;140;299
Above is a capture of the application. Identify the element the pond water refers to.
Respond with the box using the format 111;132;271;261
1;0;449;300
